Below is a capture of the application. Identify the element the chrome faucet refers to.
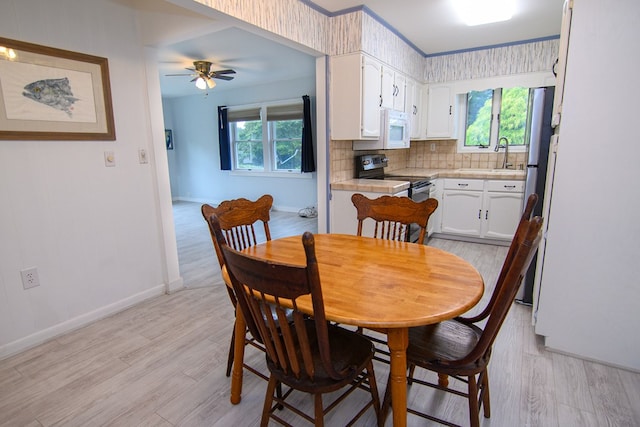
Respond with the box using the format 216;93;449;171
495;136;512;169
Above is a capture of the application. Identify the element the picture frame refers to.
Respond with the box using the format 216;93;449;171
0;37;115;140
165;129;173;150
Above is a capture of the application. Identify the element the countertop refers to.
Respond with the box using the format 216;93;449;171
331;168;526;193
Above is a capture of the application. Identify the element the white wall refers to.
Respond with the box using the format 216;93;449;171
535;0;640;370
163;77;318;212
0;0;174;357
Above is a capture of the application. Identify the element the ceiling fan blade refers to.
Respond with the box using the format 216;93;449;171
211;69;236;75
212;75;234;81
166;73;196;76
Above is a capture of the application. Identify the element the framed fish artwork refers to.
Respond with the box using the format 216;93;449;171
0;37;115;140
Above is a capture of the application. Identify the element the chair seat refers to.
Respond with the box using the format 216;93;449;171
267;320;376;394
407;320;484;372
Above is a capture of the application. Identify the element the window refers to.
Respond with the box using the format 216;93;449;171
228;101;303;174
460;86;532;152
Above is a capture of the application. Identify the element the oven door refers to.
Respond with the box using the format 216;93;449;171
410;182;432;202
408;182;432;242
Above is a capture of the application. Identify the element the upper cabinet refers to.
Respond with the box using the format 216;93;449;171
381;67;406;112
330;53;382;140
425;84;457;139
330;52;416;141
406;78;425;139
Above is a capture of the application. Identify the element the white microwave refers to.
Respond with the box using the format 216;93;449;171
352;108;410;150
382;109;410;149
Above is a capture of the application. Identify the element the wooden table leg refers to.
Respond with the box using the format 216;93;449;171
230;309;246;404
386;328;409;427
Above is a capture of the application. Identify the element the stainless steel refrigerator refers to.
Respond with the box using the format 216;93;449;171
517;86;555;304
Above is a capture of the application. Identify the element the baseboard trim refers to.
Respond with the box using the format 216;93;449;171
0;284;166;361
430;232;511;247
173;197;304;214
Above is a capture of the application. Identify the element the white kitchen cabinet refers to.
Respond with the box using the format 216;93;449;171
331;188;408;236
428;179;443;235
441;179;484;236
381;67;406;112
330;53;382;140
483;180;525;240
425;84;456;139
440;178;523;240
406;78;425;139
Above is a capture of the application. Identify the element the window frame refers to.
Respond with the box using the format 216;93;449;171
228;99;310;179
457;88;529;154
451;72;556;154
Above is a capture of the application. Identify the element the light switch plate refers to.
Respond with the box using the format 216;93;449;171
138;149;149;164
104;151;115;167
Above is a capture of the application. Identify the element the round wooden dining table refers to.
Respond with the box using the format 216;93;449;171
228;233;484;427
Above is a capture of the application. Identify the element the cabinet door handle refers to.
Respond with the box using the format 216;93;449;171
504;185;516;189
379;95;382;107
485;210;488;220
458;183;468;187
478;209;481;219
449;105;452;115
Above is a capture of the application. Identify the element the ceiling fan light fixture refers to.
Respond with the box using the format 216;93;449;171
206;78;216;89
195;77;207;90
453;0;514;26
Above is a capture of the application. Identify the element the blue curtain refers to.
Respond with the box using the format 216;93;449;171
301;95;315;173
218;106;231;170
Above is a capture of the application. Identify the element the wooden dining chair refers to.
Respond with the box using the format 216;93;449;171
209;214;382;427
201;194;273;379
350;192;438;363
351;193;438;245
383;199;543;427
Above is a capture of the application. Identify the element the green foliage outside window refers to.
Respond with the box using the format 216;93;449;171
234;120;263;169
273;119;302;171
498;87;529;145
464;87;530;147
465;89;493;146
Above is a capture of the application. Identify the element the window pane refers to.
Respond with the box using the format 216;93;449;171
233;120;263;170
272;119;303;171
465;89;493;147
499;87;529;145
235;141;264;169
275;140;302;170
234;120;262;140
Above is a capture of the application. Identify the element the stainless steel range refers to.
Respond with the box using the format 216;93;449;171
355;154;432;200
355;154;433;242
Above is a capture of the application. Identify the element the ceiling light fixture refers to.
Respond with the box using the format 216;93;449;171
195;75;216;90
453;0;515;26
195;77;207;90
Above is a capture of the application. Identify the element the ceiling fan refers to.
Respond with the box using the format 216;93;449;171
166;60;236;89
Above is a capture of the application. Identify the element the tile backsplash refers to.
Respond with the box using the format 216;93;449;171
330;139;526;183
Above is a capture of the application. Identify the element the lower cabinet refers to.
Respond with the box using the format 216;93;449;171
440;179;524;241
330;189;409;236
483;190;524;240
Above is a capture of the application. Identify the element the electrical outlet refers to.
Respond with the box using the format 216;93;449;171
430;142;436;152
21;267;40;289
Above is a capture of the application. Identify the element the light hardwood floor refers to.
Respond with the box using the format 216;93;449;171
1;201;638;426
